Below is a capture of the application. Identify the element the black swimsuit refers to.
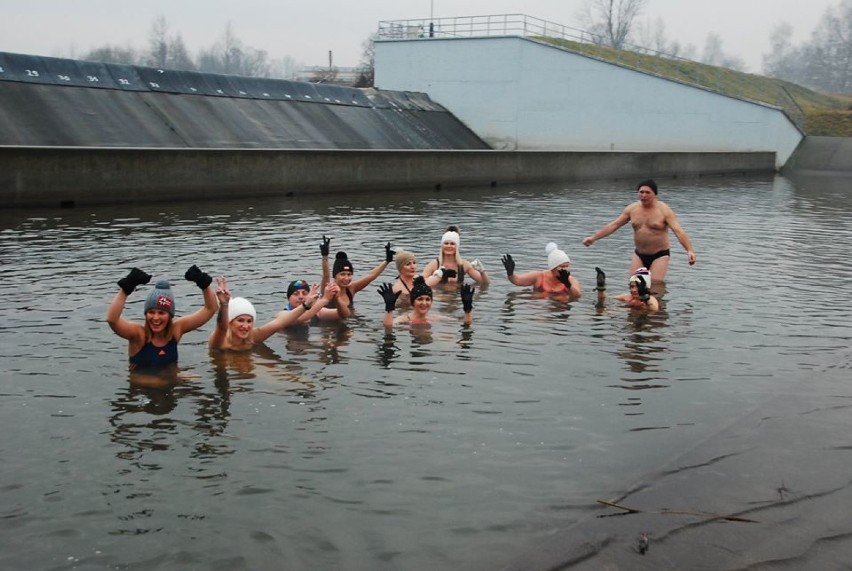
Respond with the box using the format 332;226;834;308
635;249;670;268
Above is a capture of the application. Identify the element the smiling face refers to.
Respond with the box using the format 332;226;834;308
412;294;432;315
442;241;457;257
335;270;353;287
145;308;172;334
229;314;254;339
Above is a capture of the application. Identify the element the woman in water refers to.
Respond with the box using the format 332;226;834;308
208;276;340;350
281;278;341;323
391;248;442;303
421;225;490;286
501;242;582;299
378;276;474;327
320;235;394;319
594;267;659;311
106;265;217;371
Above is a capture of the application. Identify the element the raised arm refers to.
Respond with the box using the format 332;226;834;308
106;268;151;343
350;242;394;293
320;235;331;290
174;265;217;339
464;258;490;285
583;207;632;246
378;282;401;329
501;254;539;287
460;284;474;325
208;276;231;349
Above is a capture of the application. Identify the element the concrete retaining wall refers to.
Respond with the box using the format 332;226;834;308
0;146;775;208
375;37;803;169
782;136;852;174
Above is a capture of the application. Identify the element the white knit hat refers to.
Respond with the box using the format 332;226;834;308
545;242;570;270
630;267;651;289
441;230;460;246
228;297;257;322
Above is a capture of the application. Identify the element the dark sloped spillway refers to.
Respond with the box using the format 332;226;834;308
0;51;489;150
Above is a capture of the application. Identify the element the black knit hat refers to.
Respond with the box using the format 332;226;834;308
409;276;433;304
332;251;354;276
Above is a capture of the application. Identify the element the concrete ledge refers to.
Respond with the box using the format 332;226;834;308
0;147;776;208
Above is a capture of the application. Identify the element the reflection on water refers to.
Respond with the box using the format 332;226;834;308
2;173;852;570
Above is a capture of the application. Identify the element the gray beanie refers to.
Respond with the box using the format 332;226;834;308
144;280;175;317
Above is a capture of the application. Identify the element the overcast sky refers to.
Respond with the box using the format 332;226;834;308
0;0;839;72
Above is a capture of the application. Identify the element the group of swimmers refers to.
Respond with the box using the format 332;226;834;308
107;178;694;371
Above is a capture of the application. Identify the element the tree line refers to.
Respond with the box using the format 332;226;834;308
583;0;851;94
68;2;851;94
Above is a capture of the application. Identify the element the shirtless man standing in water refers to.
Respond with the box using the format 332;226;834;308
582;179;696;282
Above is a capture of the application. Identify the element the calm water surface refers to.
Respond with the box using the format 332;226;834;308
1;174;851;570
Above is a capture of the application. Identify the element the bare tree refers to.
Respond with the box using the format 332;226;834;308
354;33;376;87
147;16;170;68
197;22;271;77
268;55;301;80
145;16;194;70
762;0;852;92
82;45;141;65
580;0;647;49
700;33;746;71
635;17;692;57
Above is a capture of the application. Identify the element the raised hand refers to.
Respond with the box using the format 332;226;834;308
377;283;401;312
460;284;475;313
594;267;607;291
306;282;321;305
322;282;339;301
385;242;394;263
320;235;331;257
215;276;231;305
501;254;515;277
117;267;151;295
556;269;571;288
636;277;651;301
185;265;213;289
470;259;486;272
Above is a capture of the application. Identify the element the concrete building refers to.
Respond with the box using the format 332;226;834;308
374;15;803;169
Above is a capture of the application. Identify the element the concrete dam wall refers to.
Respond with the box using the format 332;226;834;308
0;51;776;208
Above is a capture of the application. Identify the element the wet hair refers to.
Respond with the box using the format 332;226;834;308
409;276;433;304
637;179;658;195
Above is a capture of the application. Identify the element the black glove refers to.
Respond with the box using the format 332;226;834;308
377;283;401;312
385;242;394;263
460;284;475;313
501;254;515;277
185;265;213;289
117;267;151;295
557;269;571;288
320;235;331;257
595;267;606;291
636;278;651;301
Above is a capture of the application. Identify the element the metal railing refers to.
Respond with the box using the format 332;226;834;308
377;14;598;44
